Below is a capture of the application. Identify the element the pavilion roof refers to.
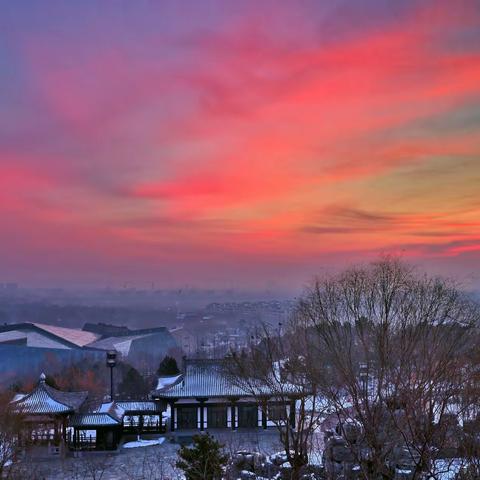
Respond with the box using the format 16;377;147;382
10;373;88;415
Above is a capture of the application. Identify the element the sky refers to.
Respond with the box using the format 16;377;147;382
0;0;479;291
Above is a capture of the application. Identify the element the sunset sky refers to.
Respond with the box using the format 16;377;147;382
1;0;479;290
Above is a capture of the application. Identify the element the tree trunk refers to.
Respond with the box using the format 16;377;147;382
290;455;307;480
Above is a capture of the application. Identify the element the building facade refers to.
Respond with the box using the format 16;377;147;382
151;359;295;432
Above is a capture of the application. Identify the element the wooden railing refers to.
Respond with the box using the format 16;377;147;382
123;420;165;433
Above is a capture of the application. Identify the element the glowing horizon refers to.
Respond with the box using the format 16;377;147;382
1;0;479;290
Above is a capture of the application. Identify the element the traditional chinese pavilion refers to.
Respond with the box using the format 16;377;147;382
10;373;88;454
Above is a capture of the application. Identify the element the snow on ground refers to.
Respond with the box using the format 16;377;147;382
430;459;464;480
308;450;323;466
123;437;166;449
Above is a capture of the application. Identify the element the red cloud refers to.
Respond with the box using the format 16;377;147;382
1;0;479;287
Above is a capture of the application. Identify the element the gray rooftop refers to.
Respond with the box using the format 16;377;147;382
69;401;125;427
69;413;121;427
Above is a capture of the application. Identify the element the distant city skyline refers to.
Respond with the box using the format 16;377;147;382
1;1;479;290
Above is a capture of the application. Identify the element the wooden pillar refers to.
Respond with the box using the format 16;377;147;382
262;404;267;429
199;402;204;430
62;417;67;444
53;419;58;443
170;401;176;432
196;398;207;430
231;401;237;430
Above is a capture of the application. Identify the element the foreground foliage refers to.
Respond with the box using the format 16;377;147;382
176;433;228;480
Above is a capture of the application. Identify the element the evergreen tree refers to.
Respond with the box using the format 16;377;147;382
8;381;23;393
157;355;180;376
176;433;228;480
45;374;59;389
118;365;148;398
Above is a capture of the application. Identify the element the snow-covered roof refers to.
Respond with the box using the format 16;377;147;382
96;401;125;422
10;373;87;414
11;393;27;402
156;374;182;391
69;413;121;427
68;401;126;427
152;359;297;399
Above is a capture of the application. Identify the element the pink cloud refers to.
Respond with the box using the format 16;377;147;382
1;0;479;287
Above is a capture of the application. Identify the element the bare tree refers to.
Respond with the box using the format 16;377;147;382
226;316;330;480
0;392;24;480
119;448;177;480
63;453;114;480
298;257;480;480
454;351;480;480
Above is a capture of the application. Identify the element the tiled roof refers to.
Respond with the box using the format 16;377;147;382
153;359;276;399
69;413;121;427
11;374;88;414
117;401;161;412
69;401;125;427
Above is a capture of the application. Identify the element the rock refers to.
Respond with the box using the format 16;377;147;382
270;452;289;466
239;470;257;480
253;452;266;468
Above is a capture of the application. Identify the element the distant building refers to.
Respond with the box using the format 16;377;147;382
0;322;101;350
0;322;180;383
83;322;131;337
87;328;179;372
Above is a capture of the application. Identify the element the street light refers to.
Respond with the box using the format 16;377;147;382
359;362;368;398
106;350;117;402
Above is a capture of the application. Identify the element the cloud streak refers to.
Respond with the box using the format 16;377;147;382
0;0;479;288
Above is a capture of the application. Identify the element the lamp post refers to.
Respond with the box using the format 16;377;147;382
359;361;368;399
106;350;117;401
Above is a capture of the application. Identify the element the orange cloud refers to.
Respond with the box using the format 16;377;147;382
1;0;479;287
